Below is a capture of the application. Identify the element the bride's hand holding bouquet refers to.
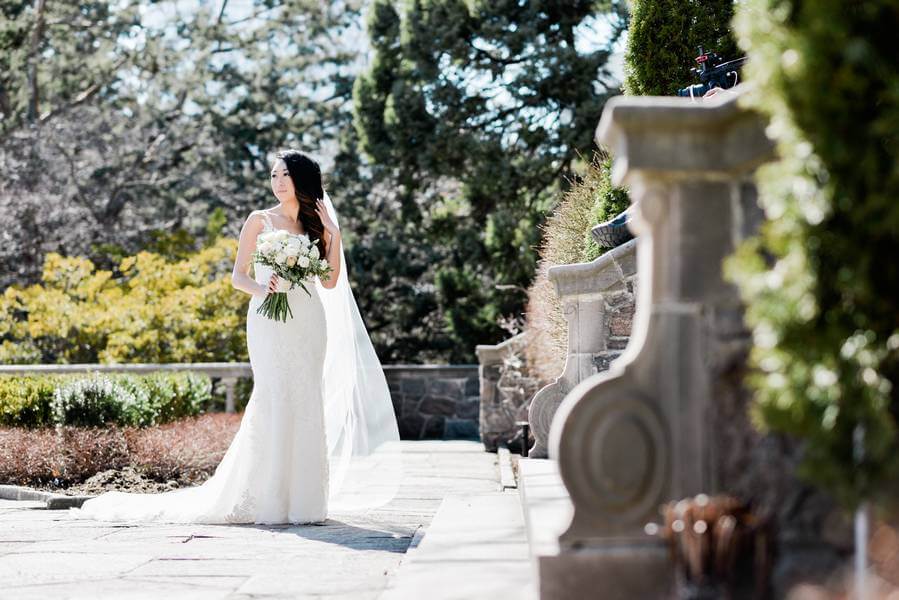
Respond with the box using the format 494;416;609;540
253;230;332;321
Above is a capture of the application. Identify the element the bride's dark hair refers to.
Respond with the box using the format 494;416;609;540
275;149;327;257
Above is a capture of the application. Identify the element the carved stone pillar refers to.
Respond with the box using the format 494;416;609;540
475;333;529;452
527;240;636;458
539;88;775;599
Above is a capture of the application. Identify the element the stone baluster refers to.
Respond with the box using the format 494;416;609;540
538;88;774;599
527;240;637;458
223;377;237;413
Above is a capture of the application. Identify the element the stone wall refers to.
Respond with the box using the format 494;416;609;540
384;365;480;441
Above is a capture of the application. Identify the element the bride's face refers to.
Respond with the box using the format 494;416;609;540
270;159;296;203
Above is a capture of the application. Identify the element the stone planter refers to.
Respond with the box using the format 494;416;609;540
591;204;636;249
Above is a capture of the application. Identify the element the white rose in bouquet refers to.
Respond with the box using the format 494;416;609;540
252;229;333;322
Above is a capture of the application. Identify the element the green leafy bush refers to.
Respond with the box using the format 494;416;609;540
0;372;212;429
0;238;247;365
727;0;899;509
0;375;61;427
135;372;211;424
52;374;129;428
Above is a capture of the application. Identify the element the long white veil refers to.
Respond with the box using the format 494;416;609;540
314;189;403;512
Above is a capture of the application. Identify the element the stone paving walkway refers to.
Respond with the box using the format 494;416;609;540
0;440;525;599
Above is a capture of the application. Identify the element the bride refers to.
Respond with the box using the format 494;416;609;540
67;149;401;525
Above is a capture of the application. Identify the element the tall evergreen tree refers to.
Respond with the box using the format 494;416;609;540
352;0;627;361
623;0;738;96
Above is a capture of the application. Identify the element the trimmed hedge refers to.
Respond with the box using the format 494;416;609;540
623;0;738;96
0;371;212;428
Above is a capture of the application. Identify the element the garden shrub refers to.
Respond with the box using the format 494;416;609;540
52;373;130;428
727;0;899;509
132;371;210;424
0;375;60;427
0;371;212;428
0;238;247;365
0;413;242;487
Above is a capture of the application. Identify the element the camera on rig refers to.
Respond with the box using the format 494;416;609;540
676;46;747;98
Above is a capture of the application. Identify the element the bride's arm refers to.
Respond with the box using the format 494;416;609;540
315;198;342;289
319;228;342;289
231;213;272;297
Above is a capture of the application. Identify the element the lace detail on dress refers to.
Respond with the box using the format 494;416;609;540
255;210;275;232
223;488;257;524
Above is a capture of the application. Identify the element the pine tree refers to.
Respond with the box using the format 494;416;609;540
352;0;627;360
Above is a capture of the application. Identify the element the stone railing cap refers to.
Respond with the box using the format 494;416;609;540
547;238;636;298
475;331;527;362
595;84;775;185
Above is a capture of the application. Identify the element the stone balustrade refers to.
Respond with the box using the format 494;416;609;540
537;87;782;599
526;239;637;458
475;333;531;452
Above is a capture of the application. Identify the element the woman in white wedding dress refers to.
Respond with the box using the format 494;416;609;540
67;149;400;525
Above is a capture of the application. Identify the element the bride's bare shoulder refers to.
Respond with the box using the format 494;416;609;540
241;210;267;231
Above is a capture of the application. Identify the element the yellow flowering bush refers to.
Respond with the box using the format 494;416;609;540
0;238;249;365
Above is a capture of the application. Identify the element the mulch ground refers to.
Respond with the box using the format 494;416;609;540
1;412;240;494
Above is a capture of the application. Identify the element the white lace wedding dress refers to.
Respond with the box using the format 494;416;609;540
68;211;330;525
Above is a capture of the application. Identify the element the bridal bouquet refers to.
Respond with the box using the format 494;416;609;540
253;230;332;322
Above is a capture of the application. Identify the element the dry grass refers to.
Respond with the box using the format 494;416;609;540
525;154;617;383
0;412;242;488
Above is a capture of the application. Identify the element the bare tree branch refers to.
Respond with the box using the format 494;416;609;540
37;55;130;125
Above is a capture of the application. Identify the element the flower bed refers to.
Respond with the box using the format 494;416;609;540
0;412;241;493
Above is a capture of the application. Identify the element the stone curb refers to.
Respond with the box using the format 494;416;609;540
0;484;95;509
498;446;517;490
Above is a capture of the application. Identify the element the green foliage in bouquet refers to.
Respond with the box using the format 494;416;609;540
726;0;899;509
0;238;247;364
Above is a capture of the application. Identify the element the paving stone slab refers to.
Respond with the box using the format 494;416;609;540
0;440;533;599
